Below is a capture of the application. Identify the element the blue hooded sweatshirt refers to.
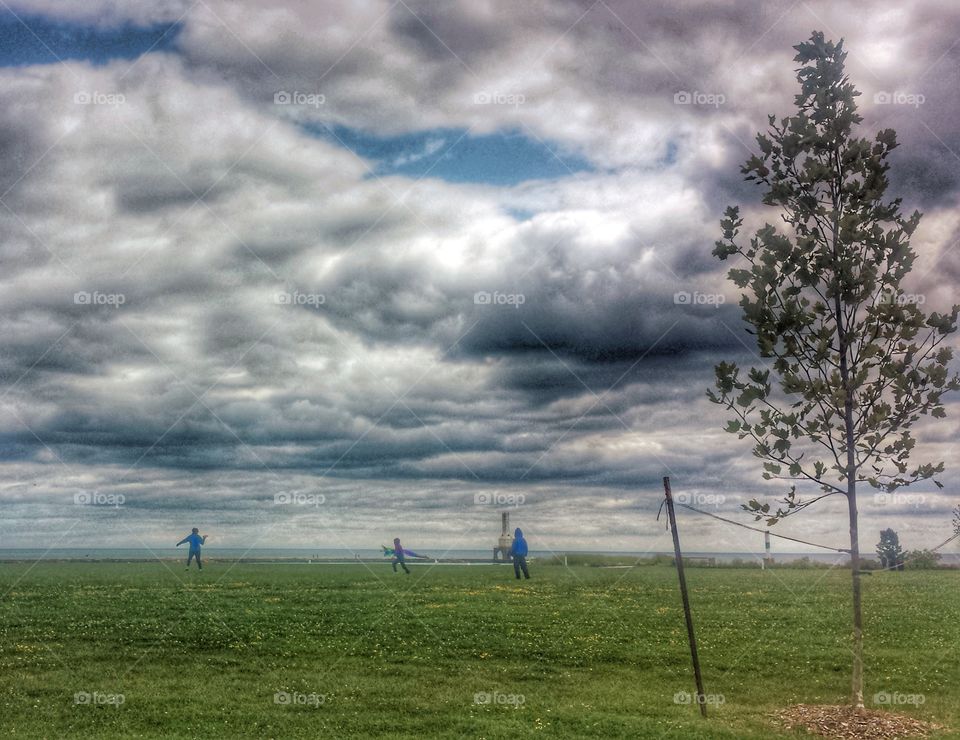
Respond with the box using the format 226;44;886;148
177;533;205;551
510;528;528;557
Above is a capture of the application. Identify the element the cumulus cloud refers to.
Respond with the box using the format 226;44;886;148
0;0;957;552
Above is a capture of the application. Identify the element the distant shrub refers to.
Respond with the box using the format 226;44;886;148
776;556;834;569
904;550;943;570
726;559;762;569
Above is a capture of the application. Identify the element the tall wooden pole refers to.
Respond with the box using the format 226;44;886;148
663;476;707;717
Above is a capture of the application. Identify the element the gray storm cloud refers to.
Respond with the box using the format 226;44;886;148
0;0;957;552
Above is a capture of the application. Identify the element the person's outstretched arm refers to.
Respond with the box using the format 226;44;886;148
176;537;188;546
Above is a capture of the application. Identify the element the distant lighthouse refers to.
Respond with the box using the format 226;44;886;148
493;511;513;562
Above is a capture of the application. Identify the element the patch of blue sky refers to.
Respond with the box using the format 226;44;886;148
308;123;595;187
0;11;181;67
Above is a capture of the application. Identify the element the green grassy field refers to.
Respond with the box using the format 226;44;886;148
0;561;958;739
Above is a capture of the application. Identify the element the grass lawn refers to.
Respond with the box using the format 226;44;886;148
0;561;957;738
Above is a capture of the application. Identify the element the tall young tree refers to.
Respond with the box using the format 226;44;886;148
708;32;959;707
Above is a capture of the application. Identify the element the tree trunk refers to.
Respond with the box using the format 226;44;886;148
847;477;864;708
836;276;865;708
839;311;865;708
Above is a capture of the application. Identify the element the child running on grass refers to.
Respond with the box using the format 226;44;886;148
391;537;410;574
176;528;207;570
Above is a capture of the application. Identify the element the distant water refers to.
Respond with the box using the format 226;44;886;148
0;547;420;561
0;547;476;561
2;548;953;563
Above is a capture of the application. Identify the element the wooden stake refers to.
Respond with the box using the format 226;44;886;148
663;476;707;718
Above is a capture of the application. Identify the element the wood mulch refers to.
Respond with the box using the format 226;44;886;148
776;704;943;739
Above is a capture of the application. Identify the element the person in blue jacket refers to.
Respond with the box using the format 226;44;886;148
510;527;530;580
391;537;410;574
176;528;207;570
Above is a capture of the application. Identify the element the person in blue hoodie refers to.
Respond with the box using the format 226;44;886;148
176;528;207;570
510;527;530;580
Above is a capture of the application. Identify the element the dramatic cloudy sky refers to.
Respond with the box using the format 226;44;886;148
0;0;957;555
